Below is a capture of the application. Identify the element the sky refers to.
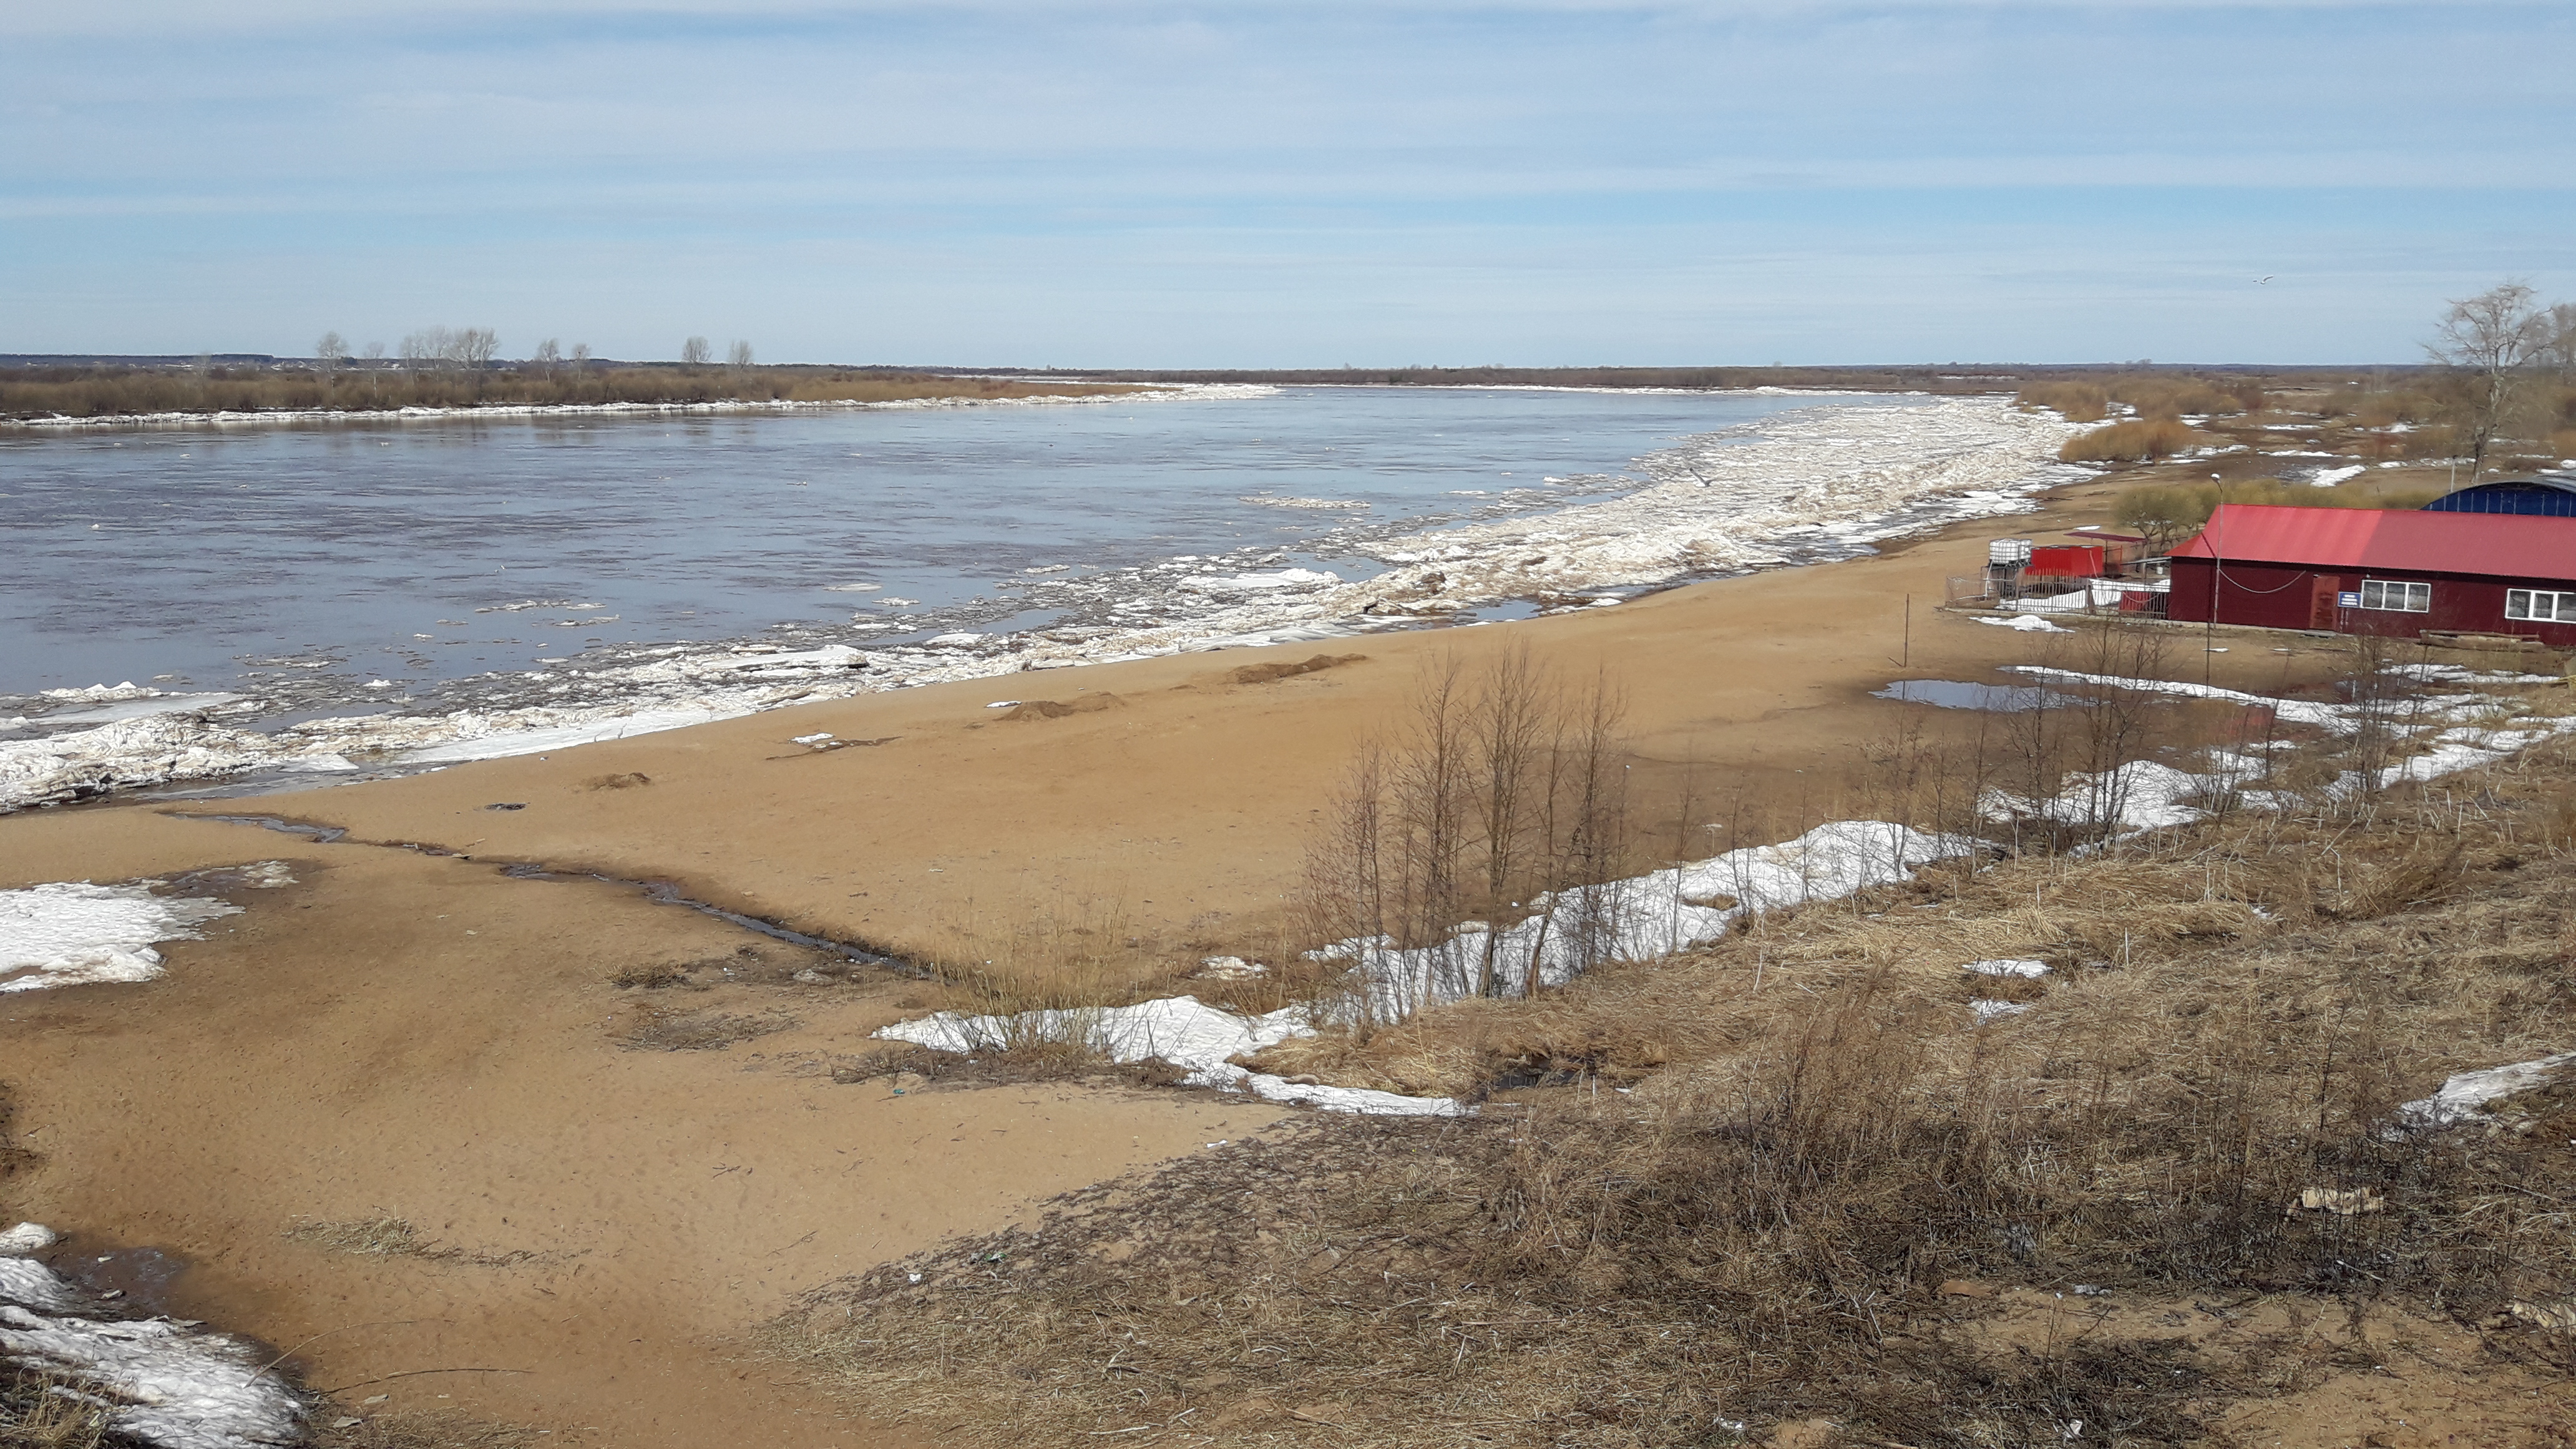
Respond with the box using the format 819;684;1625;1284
4;1;2572;366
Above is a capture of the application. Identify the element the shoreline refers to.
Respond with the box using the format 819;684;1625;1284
1;394;2087;813
0;447;2527;1448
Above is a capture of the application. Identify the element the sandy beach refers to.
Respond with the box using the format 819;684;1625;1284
0;462;2398;1445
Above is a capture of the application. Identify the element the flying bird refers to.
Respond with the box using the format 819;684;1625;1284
2256;275;2275;284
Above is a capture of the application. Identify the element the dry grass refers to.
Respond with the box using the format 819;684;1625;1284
284;1216;546;1269
766;735;2576;1447
2059;419;2200;463
614;1005;798;1051
0;1375;108;1449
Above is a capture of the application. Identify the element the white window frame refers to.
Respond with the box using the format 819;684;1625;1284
2357;578;2430;613
2505;588;2576;622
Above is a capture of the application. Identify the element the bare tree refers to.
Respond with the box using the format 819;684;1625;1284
1469;645;1551;995
570;342;592;372
313;331;346;377
362;341;385;364
681;336;713;367
727;339;755;374
399;328;447;370
456;327;499;369
531;338;560;373
2543;303;2576;378
2427;281;2554;480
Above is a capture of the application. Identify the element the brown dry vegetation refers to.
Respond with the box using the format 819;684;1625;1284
767;702;2576;1447
0;366;1134;421
2059;418;2200;464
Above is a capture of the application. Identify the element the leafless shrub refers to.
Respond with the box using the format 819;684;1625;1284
1300;651;1646;1027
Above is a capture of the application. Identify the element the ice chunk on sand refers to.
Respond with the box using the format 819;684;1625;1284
0;882;241;993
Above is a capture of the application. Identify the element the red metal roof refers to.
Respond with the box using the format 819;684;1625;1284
2170;504;2576;582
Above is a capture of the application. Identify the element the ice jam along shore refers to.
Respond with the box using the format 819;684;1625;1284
0;396;2087;812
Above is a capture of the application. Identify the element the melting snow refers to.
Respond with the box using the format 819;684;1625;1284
874;995;1466;1116
0;883;240;993
2395;1052;2576;1130
0;1253;309;1448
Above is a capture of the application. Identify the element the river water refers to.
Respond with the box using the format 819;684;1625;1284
0;385;2082;806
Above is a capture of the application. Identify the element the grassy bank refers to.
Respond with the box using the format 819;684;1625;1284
768;650;2576;1447
0;366;1137;422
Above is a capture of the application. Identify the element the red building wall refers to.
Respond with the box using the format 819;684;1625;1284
2168;556;2576;645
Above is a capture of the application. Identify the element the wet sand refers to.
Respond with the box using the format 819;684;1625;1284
0;466;2374;1443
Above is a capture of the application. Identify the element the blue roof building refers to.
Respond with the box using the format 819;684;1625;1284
2422;473;2576;518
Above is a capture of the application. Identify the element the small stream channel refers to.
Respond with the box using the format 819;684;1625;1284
182;812;931;978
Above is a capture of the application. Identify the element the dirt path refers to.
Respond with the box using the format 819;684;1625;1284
0;811;1282;1445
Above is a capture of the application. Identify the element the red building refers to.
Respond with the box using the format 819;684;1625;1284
2167;504;2576;644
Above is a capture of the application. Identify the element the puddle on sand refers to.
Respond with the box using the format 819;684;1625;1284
1874;679;2060;711
57;1244;193;1314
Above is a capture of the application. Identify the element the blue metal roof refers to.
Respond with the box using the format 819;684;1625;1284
2423;474;2576;517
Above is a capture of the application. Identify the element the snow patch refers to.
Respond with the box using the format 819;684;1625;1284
0;1255;310;1448
0;882;241;993
874;995;1466;1116
2395;1052;2576;1130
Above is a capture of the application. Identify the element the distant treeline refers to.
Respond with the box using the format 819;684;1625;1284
0;365;1131;421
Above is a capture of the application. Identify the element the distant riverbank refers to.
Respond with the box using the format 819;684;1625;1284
0;364;1144;426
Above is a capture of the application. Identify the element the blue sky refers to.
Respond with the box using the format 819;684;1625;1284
4;1;2571;364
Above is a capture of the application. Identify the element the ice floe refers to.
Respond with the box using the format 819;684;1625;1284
0;882;242;993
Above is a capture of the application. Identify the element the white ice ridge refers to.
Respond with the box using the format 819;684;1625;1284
1317;821;1971;1021
874;995;1467;1116
0;1255;309;1448
0;646;879;808
2394;1051;2575;1130
2;397;2092;812
0;882;240;993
